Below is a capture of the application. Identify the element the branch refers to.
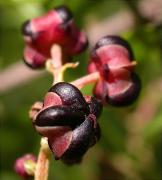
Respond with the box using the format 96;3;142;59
34;138;51;180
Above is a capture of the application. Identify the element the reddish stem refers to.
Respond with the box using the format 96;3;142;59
71;71;100;89
51;44;63;84
34;138;50;180
50;44;63;69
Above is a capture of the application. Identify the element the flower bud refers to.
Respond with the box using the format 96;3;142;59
14;154;36;178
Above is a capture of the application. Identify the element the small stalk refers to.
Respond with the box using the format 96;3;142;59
71;71;100;89
34;138;51;180
46;44;64;84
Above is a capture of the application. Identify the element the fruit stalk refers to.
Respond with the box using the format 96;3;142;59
71;71;100;89
34;138;50;180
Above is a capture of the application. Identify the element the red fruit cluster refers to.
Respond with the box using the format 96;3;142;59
33;82;102;164
88;36;141;106
22;6;88;68
20;5;142;168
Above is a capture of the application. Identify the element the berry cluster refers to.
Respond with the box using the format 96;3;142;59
16;4;142;179
22;6;88;68
34;82;102;164
88;36;141;106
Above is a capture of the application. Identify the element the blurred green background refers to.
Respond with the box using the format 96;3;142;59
0;0;162;179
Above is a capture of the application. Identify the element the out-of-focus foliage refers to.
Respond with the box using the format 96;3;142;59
0;0;162;180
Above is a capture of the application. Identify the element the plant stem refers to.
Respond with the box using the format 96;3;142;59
50;44;63;69
71;71;100;89
50;44;64;83
34;138;51;180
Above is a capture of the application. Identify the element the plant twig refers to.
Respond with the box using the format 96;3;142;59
34;138;51;180
71;71;100;89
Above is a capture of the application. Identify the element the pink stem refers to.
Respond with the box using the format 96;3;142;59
50;44;63;69
34;144;50;180
71;71;100;89
51;45;63;84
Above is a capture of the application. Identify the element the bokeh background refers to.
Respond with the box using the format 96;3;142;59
0;0;162;179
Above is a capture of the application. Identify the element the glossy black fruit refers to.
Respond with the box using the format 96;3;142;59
34;82;102;164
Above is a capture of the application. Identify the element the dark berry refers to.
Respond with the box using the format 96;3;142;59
34;82;101;163
106;73;141;106
49;82;89;113
90;123;101;147
35;105;85;128
85;96;103;118
61;115;95;164
88;35;141;107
